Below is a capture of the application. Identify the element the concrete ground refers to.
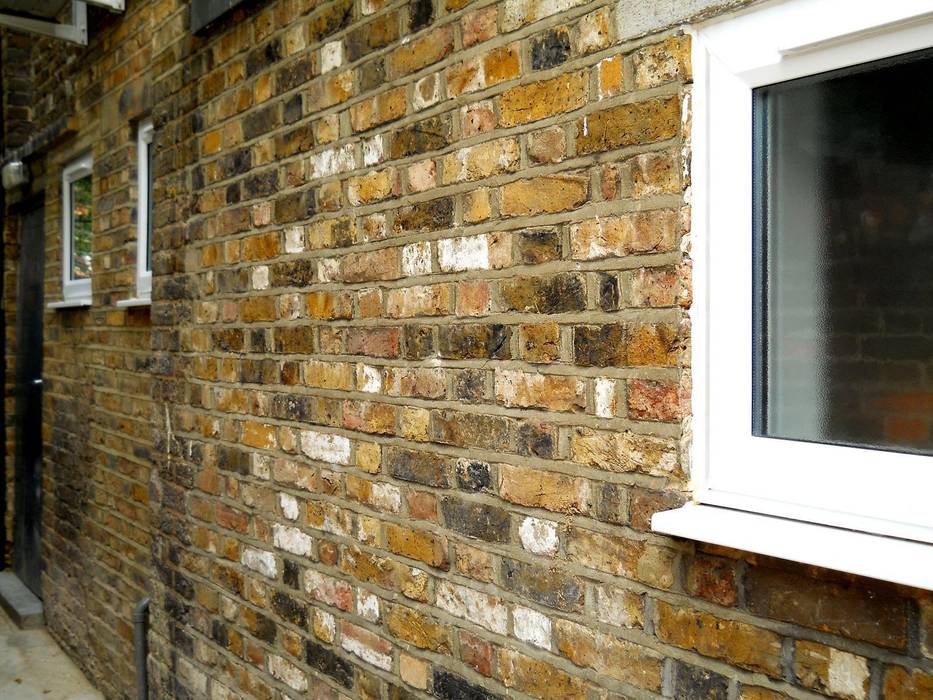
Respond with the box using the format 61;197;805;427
0;606;102;700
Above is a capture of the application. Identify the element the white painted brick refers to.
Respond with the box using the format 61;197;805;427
321;41;344;73
595;377;616;418
370;481;402;513
519;517;559;556
241;547;277;579
358;364;383;393
268;655;308;692
279;493;299;521
827;649;870;700
436;581;508;634
300;430;351;465
318;258;340;282
312;144;356;179
357;589;380;622
363;135;384;167
513;606;552;650
437;234;489;272
341;636;392;671
402;241;432;277
284;226;305;253
251;266;269;290
273;524;314;556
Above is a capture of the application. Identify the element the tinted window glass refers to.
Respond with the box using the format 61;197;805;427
754;49;933;454
70;175;92;280
146;140;152;272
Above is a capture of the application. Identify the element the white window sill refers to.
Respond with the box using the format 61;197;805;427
47;298;91;310
653;503;933;590
115;297;151;308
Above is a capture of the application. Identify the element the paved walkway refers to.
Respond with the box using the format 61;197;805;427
0;606;102;699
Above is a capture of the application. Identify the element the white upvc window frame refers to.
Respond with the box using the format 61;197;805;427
655;0;933;590
118;119;154;307
137;119;153;298
59;152;93;306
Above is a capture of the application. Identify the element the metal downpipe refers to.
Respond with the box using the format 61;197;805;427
132;597;150;700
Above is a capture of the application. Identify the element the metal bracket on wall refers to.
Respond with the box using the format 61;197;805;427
0;0;97;46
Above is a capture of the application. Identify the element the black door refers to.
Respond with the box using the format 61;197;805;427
13;205;44;597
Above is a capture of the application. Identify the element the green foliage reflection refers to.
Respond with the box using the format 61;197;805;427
71;175;92;279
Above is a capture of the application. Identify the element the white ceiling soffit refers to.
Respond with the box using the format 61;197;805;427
0;0;124;45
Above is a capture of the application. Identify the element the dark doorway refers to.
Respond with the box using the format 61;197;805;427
13;204;44;597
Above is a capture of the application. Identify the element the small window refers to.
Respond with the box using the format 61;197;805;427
60;153;93;305
136;119;153;299
654;0;933;590
753;50;933;455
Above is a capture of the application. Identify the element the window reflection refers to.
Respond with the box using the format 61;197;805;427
146;140;152;272
71;175;92;280
755;49;933;454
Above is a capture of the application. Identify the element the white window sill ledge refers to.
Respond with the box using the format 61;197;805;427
47;298;91;310
653;504;933;591
115;297;151;308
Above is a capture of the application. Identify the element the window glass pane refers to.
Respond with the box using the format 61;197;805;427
754;49;933;455
146;140;152;272
70;175;93;280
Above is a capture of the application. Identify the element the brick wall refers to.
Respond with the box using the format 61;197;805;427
1;3;155;698
2;0;932;699
143;0;933;698
2;28;32;564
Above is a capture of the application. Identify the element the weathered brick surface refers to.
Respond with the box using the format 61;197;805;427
1;3;155;698
3;1;932;699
